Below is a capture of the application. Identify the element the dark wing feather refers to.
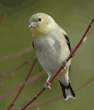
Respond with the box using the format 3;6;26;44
32;42;35;49
63;34;71;52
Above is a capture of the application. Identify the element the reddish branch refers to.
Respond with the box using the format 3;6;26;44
21;17;94;110
0;61;29;79
0;71;46;101
0;61;30;88
7;58;37;110
0;46;33;62
0;10;4;24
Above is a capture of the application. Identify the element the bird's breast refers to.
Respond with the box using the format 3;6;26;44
33;34;70;71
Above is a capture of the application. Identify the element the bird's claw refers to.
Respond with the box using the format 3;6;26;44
63;61;68;70
44;81;51;89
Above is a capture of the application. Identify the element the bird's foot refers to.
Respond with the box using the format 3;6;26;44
63;61;68;70
44;81;51;90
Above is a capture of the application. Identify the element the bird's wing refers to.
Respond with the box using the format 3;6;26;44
63;34;71;52
60;27;71;52
52;27;71;53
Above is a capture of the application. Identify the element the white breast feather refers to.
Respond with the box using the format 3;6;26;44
33;31;70;75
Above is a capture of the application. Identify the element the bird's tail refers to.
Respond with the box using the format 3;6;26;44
59;81;76;101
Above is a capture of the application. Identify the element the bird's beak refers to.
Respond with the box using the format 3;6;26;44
28;25;34;28
28;22;37;28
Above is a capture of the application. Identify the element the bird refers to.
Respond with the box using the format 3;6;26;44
28;13;76;101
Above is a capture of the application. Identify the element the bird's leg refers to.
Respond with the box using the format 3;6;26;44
46;75;51;82
44;75;51;89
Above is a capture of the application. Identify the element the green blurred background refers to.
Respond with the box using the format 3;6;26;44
0;0;94;110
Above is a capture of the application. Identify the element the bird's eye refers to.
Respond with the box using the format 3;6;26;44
38;18;42;21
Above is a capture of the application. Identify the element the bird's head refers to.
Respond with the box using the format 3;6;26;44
28;13;57;37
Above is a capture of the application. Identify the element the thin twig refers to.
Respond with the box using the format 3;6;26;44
7;58;37;110
21;17;94;110
72;19;94;51
0;61;29;79
0;70;46;101
0;46;33;62
0;61;30;87
0;10;4;24
86;23;94;38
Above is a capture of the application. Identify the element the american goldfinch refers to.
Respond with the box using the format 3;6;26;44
28;13;76;101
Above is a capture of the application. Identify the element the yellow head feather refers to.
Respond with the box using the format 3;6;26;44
28;13;57;37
